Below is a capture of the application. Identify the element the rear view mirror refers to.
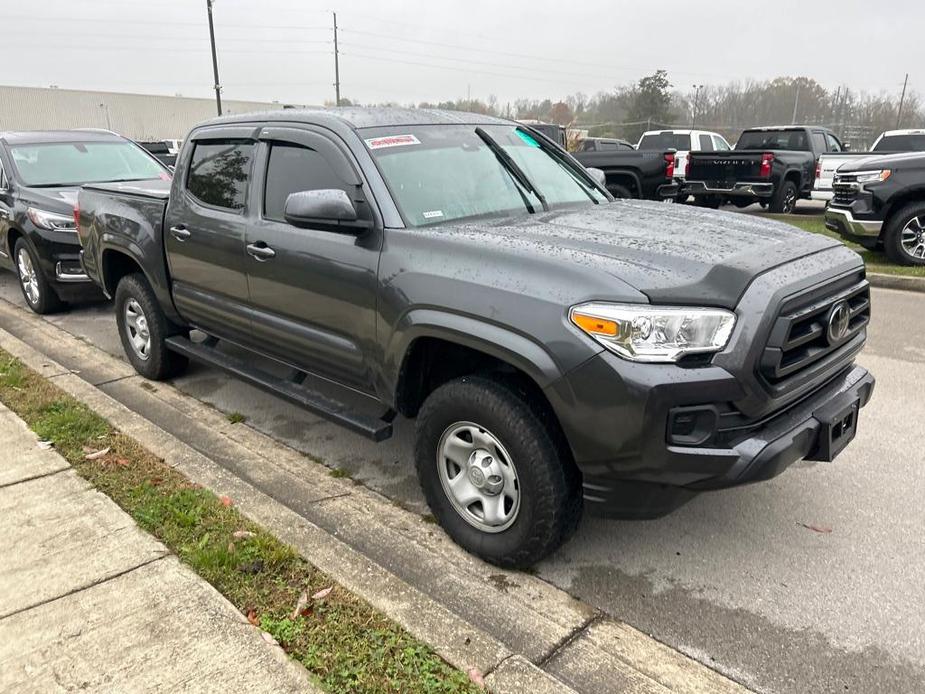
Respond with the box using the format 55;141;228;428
284;189;358;228
587;167;606;187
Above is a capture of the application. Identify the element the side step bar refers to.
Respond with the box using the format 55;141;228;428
165;336;393;442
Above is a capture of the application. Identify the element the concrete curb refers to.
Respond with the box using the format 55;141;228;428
0;300;752;694
867;272;925;294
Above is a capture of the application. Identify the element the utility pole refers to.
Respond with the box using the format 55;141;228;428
791;83;800;125
206;0;222;115
333;12;341;106
897;73;909;128
691;84;703;128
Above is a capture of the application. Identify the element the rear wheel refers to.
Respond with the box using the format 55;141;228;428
607;184;632;199
115;273;188;380
770;180;798;214
14;239;65;315
884;203;925;266
414;375;582;568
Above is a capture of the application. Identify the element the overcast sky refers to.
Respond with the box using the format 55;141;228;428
4;0;921;107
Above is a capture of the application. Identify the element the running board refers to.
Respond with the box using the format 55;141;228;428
165;336;393;442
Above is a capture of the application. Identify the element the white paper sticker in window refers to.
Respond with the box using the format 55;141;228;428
364;134;421;150
422;210;444;219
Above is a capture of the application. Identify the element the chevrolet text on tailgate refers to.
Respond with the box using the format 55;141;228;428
76;108;875;567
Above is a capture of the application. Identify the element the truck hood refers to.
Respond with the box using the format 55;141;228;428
441;201;844;309
836;151;925;172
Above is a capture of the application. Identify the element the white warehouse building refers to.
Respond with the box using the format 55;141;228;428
0;85;310;141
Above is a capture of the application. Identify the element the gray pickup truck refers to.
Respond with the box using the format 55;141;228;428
76;108;874;567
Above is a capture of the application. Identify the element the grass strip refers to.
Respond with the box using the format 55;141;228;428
768;214;925;278
0;350;479;694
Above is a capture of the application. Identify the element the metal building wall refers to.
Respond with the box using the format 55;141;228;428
0;85;309;140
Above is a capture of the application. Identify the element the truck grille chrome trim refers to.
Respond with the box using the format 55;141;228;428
760;276;870;385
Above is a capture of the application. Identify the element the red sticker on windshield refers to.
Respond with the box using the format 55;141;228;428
365;134;420;150
159;172;172;181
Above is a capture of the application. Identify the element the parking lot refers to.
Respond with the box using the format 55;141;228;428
1;257;922;693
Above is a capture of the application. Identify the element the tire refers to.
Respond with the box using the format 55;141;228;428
114;273;188;380
883;203;925;266
607;184;632;199
14;238;65;315
770;180;798;214
415;375;582;569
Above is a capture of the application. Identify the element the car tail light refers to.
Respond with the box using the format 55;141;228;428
664;152;675;179
759;152;774;178
73;204;80;231
815;161;822;180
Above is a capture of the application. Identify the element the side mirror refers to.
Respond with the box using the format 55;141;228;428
284;189;358;228
842;143;851;152
587;167;606;187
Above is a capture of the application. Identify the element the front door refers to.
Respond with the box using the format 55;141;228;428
164;127;256;340
243;126;382;392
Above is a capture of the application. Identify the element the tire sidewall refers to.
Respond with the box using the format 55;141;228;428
415;377;579;566
114;274;179;380
772;181;797;214
885;204;925;266
14;238;61;314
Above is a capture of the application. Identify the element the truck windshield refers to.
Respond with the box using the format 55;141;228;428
637;133;689;150
363;124;607;227
872;134;925;152
735;130;810;151
9;140;167;187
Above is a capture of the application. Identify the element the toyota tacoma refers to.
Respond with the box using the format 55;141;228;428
76;109;875;568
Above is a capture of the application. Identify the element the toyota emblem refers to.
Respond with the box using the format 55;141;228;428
826;300;851;344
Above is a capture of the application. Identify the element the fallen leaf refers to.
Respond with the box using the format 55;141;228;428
467;667;485;687
113;458;130;467
219;495;233;507
84;447;110;461
291;589;309;619
311;586;333;600
261;631;278;646
246;609;259;626
798;522;832;534
37;441;54;450
232;530;256;539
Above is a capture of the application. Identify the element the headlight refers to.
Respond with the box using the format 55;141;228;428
27;207;76;232
854;170;891;184
570;302;735;362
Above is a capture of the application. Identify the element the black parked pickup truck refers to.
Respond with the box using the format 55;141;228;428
77;108;874;567
825;151;925;265
682;126;845;213
573;144;676;200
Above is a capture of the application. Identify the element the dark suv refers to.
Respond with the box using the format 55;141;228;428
0;129;169;313
77;108;874;567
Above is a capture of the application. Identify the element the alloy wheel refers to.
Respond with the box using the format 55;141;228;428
16;247;40;306
124;298;152;361
436;421;520;533
900;216;925;260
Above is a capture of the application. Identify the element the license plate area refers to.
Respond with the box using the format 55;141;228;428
809;398;859;462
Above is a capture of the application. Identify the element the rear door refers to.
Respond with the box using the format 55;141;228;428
164;126;257;340
243;125;382;391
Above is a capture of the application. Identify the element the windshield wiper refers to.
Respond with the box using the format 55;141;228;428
516;127;602;204
475;127;549;213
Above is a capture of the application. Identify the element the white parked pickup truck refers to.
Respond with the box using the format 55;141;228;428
812;129;925;201
636;129;732;182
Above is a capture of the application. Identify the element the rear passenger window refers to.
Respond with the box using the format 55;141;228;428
698;134;714;151
811;132;827;152
186;140;255;211
263;143;358;223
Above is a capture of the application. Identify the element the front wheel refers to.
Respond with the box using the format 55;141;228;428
14;239;65;314
415;376;582;568
884;203;925;266
115;273;188;380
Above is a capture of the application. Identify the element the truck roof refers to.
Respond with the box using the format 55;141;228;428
745;125;832;132
879;128;925;137
197;107;511;132
0;129;125;144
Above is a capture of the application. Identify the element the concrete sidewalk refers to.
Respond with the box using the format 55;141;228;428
0;403;317;693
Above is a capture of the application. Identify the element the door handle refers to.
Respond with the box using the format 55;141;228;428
170;225;191;241
246;242;276;260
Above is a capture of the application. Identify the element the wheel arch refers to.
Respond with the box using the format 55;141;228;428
882;187;925;227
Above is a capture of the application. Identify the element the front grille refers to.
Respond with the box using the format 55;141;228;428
760;275;870;386
832;177;859;206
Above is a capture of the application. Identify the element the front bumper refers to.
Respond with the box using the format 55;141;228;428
825;206;883;239
26;228;102;301
682;180;775;198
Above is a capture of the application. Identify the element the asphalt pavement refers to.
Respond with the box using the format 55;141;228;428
0;255;921;693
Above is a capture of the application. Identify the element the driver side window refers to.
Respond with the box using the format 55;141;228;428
263;142;368;224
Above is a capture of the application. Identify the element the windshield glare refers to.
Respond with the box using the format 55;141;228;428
363;124;606;227
9;140;167;187
637;133;689;151
873;134;925;152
